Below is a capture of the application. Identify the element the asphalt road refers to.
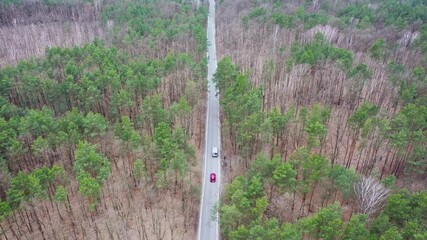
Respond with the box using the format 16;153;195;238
197;0;220;239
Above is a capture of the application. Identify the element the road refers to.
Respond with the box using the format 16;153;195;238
197;0;220;240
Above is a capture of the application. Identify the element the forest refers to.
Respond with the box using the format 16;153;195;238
0;0;207;239
215;0;427;239
0;0;426;239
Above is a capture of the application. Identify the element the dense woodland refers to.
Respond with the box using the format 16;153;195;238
0;0;206;239
0;0;426;239
215;0;427;239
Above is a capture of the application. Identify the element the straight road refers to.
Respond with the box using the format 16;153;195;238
197;0;220;240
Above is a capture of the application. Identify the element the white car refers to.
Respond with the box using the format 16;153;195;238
212;147;218;157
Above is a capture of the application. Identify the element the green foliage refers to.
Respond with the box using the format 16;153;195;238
241;3;328;29
0;68;13;98
77;172;100;198
0;97;22;119
289;33;353;72
381;175;397;188
328;165;357;199
0;117;18;155
292;7;329;29
416;24;427;54
141;94;170;133
115;115;141;149
213;57;239;93
1;41;195;119
82;112;108;138
19;107;56;136
387;61;406;77
271;13;294;28
31;136;50;155
32;165;65;190
301;104;331;148
298;203;343;240
385;191;418;226
412;67;426;82
0;201;11;221
221;204;244;237
7;172;42;208
368;190;427;238
132;159;146;181
169;147;188;177
279;222;301;240
221;175;269;237
349;64;372;79
272;162;297;192
0;0;22;6
248;154;281;179
103;1;207;52
338;0;427;29
154;122;173;168
402;220;421;240
216;58;263;158
73;141;111;184
371;214;394;237
267;107;294;139
303;13;329;29
236;112;264;158
387;62;427;105
368;39;386;60
349;102;379;130
379;0;426;28
388;104;426;175
300;154;329;187
110;89;135;118
242;7;268;26
342;214;371;240
170;96;192;132
4;165;64;210
54;186;68;202
380;226;403;240
55;109;83;145
152;120;194;181
414;231;427;240
338;4;375;29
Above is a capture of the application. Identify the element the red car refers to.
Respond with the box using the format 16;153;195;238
210;173;216;183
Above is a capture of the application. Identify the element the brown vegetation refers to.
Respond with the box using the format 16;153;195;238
0;1;104;67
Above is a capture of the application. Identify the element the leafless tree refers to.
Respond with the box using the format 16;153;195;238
354;176;389;216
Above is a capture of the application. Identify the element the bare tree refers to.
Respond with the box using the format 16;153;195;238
354;176;389;217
